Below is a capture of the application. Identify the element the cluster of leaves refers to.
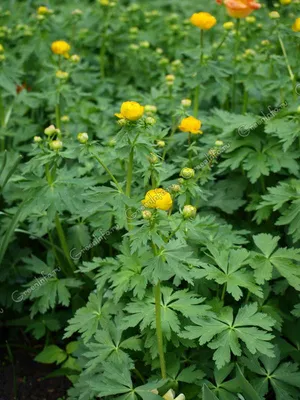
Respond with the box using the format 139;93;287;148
0;0;300;400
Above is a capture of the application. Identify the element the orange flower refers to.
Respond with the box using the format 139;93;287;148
216;0;261;18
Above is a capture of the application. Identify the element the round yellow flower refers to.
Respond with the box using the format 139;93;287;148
142;188;173;211
115;101;144;121
51;40;71;56
190;12;217;30
223;21;234;30
37;6;52;15
280;0;291;4
292;18;300;32
178;116;202;134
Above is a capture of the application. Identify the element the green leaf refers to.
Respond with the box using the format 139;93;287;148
35;345;67;365
202;384;219;400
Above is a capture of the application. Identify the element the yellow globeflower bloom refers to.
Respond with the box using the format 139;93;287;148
190;12;217;30
115;101;144;121
51;40;71;56
292;18;300;32
37;6;52;15
280;0;291;4
142;188;173;211
179;116;202;134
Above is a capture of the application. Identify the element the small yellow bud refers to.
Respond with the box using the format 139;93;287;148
165;74;175;82
140;41;150;48
72;9;83;15
148;153;159;164
223;21;234;30
215;140;224;146
261;39;270;46
108;138;116;147
61;115;70;122
70;54;80;63
182;205;197;219
181;98;192;107
55;70;69;80
49;140;63;151
280;0;291;4
180;167;195;179
145;116;156;125
170;184;181;193
0;44;4;53
157;140;165;148
142;210;153;220
269;11;280;19
77;132;89;144
245;16;256;23
144;105;157;114
156;48;163;54
44;125;57;136
129;44;139;51
34;136;42;143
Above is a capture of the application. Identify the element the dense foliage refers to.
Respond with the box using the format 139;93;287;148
1;0;300;399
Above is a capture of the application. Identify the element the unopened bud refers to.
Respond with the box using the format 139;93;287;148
49;140;63;150
180;167;195;179
148;153;159;164
77;132;89;144
142;210;152;220
44;125;56;136
215;140;224;146
157;140;165;148
34;136;42;143
182;205;197;219
145;116;156;125
170;184;181;193
181;98;191;107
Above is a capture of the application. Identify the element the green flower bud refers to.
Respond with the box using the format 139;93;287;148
170;184;181;193
49;139;63;151
34;136;42;143
142;210;152;220
180;167;195;179
157;140;165;148
44;124;57;136
77;132;89;144
182;205;197;219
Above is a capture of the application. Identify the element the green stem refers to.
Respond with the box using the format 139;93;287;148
232;19;241;112
126;149;134;197
193;29;204;117
0;93;5;151
55;213;74;274
211;32;229;59
92;152;123;193
55;91;61;130
242;85;248;114
278;34;296;99
221;283;226;302
100;38;106;78
154;281;167;379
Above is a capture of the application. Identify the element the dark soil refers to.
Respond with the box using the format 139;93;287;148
0;346;71;400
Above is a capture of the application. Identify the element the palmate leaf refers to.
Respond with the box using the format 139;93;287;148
249;234;300;289
123;288;210;340
64;292;120;343
192;246;262;300
256;180;300;242
83;318;142;373
241;348;300;400
182;303;275;369
91;362;165;400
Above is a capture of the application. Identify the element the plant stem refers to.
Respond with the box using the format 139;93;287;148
92;152;123;193
232;19;241;111
0;93;5;151
100;37;106;79
221;283;226;301
154;281;167;379
126;148;134;197
211;32;229;59
193;29;204;117
55;91;61;130
242;85;248;114
278;34;296;99
55;213;74;274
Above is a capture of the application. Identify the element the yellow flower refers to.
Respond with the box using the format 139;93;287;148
292;18;300;32
51;40;71;56
37;6;51;15
142;188;173;211
280;0;291;4
115;101;144;121
223;21;234;30
190;12;217;30
178;116;202;134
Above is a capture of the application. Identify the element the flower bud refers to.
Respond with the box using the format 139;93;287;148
165;74;175;84
181;98;192;107
0;44;4;53
156;140;165;148
0;54;6;62
145;116;156;125
180;167;195;179
49;140;63;151
170;184;181;193
269;11;280;19
129;44;139;51
140;41;150;48
77;132;89;144
156;48;163;54
72;9;83;15
159;57;169;66
55;70;69;80
117;118;128;126
223;21;234;30
261;39;270;46
182;205;197;219
215;140;224;146
178;178;184;184
99;0;109;5
144;105;157;114
70;54;80;63
108;138;116;147
245;16;256;23
129;26;139;34
148;153;159;164
44;124;57;136
142;210;152;220
61;115;70;122
297;106;300;114
34;136;42;143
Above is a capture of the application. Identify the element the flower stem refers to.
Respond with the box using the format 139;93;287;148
126;148;134;197
0;92;5;151
232;19;241;111
92;152;124;193
55;213;75;275
193;29;204;117
154;281;167;379
55;91;61;130
278;34;296;99
221;283;226;302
